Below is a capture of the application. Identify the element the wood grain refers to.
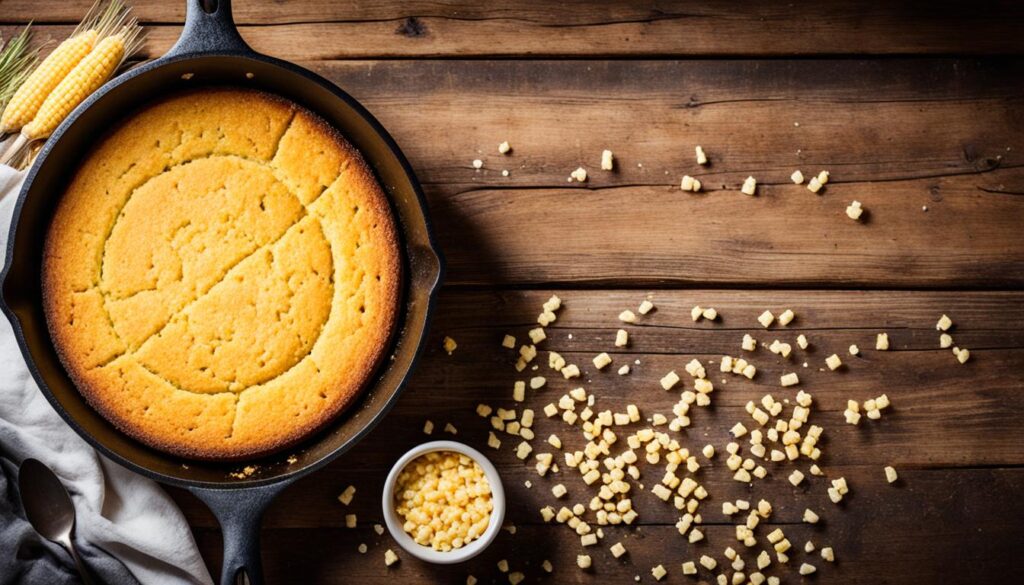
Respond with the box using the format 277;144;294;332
167;289;1024;583
294;59;1024;287
3;1;1024;57
186;467;1024;584
6;2;1024;584
3;55;1018;286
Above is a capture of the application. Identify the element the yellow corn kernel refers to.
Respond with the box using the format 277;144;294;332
1;30;97;133
23;33;124;140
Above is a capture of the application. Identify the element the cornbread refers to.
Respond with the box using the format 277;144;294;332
393;451;494;551
42;88;401;460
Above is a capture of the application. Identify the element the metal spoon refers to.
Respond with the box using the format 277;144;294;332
18;458;94;585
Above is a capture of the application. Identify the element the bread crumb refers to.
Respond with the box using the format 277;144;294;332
443;336;457;355
571;167;588;182
472;159;483;169
498;141;511;154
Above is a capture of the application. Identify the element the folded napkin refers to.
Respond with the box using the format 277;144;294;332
0;162;214;585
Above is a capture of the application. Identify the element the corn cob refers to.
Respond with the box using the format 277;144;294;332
0;30;97;134
22;33;126;141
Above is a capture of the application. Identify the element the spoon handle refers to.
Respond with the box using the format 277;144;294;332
62;536;94;585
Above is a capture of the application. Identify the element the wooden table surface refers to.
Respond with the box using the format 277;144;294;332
5;1;1024;583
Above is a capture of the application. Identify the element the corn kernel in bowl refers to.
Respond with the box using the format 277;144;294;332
393;450;493;552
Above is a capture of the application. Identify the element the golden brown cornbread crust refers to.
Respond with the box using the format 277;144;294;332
42;88;401;460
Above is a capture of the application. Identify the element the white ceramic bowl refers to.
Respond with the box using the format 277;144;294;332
382;440;505;564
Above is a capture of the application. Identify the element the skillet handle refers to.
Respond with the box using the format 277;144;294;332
188;481;292;585
167;0;253;58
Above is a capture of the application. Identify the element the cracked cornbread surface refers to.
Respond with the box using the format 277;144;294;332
42;88;401;460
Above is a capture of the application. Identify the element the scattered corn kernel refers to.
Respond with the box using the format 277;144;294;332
616;329;629;347
885;466;898;483
652;564;667;580
696;145;708;165
593;353;612;370
742;334;757;351
601;149;614;170
741;176;757;196
826;354;842;370
846;200;863;220
789;470;805;486
777;309;795;326
338;485;357;505
803;508;819;523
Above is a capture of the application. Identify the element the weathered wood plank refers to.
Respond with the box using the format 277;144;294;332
292;59;1022;287
187;467;1024;584
0;55;1019;286
170;289;1024;533
4;1;1024;57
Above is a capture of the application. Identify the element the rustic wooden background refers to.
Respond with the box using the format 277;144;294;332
5;1;1024;583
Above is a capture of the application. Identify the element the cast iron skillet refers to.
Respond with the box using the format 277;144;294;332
0;1;443;583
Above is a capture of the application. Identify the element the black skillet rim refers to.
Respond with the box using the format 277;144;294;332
0;50;445;490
